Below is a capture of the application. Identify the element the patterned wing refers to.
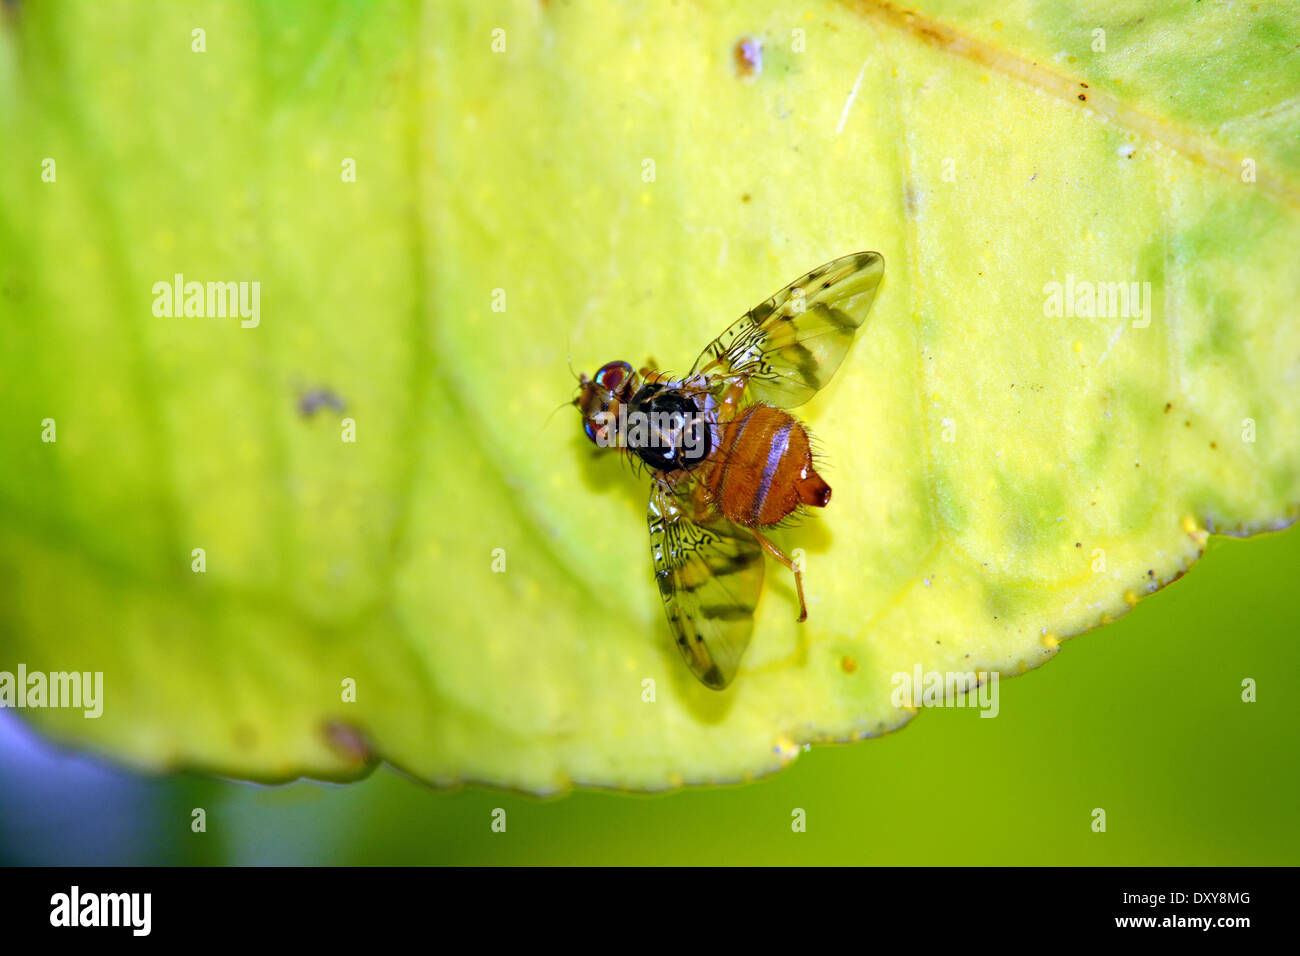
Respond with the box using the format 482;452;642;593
691;251;884;408
647;482;765;690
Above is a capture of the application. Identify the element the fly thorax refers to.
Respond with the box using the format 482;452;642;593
626;383;714;472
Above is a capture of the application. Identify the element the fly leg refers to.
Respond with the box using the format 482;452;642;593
718;378;747;417
750;529;809;622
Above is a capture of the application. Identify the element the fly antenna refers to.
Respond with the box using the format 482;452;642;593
566;336;582;383
543;398;573;431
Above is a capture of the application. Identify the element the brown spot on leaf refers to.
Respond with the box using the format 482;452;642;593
323;719;374;764
1;278;25;303
733;37;762;78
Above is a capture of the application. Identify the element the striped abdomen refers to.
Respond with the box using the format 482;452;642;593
703;404;831;528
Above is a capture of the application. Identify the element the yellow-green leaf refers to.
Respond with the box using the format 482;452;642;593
0;0;1296;794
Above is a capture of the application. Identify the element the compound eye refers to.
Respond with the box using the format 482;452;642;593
583;414;614;446
593;361;633;392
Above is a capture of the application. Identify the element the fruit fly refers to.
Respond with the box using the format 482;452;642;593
573;252;884;689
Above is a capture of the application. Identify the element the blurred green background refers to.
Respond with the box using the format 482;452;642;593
3;526;1296;864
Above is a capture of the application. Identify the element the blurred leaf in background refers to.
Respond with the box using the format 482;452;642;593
0;0;1297;799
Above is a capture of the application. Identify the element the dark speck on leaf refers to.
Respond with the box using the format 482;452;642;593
298;386;347;418
904;184;920;216
741;193;751;202
1;276;26;302
1078;93;1087;101
734;37;762;78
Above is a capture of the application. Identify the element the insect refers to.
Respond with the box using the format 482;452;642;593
573;252;884;689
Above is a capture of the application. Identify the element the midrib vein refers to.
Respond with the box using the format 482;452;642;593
843;0;1300;209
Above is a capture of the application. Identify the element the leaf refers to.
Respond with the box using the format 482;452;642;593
0;0;1297;794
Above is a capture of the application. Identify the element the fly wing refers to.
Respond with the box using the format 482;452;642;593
690;251;884;408
647;482;764;690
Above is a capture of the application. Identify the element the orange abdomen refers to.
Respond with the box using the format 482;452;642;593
705;404;831;528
